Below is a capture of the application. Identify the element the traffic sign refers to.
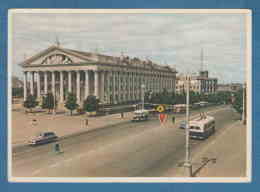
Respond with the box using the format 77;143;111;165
156;105;165;113
159;113;167;124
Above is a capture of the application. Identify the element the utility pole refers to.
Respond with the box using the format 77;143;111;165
141;84;145;110
184;75;192;177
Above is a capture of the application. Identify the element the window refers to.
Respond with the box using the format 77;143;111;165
190;126;200;130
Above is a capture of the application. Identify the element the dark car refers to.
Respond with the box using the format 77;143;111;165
28;132;58;146
179;120;187;129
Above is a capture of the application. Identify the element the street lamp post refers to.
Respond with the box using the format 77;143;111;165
184;75;192;177
141;84;145;110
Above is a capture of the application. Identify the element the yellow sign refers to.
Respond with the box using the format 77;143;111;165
156;105;165;113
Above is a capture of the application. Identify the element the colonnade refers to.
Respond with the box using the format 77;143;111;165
23;69;176;105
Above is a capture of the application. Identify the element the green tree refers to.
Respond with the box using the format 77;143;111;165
175;93;186;104
23;94;38;112
232;90;243;114
42;93;57;113
65;93;79;115
189;91;200;104
83;95;99;112
12;87;23;98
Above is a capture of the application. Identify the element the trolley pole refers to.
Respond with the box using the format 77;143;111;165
184;75;192;177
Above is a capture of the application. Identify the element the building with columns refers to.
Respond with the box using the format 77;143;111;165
21;45;177;106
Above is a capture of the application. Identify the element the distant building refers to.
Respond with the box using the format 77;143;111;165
12;76;23;88
20;45;177;106
217;83;242;92
175;70;218;94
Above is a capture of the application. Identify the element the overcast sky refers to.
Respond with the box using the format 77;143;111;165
11;12;247;83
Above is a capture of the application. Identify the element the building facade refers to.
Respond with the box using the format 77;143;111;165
175;71;218;94
21;45;177;106
217;83;242;92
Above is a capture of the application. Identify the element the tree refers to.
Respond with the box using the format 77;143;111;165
64;93;79;115
41;93;57;113
175;93;186;104
232;89;243;114
189;91;200;104
83;95;99;112
12;87;23;98
23;94;38;112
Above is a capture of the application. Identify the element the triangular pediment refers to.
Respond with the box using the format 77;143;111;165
21;46;98;66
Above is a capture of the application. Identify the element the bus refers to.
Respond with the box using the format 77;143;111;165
132;109;149;122
173;104;190;113
189;115;215;140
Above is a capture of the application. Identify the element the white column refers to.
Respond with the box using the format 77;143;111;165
100;71;105;102
60;71;64;102
118;71;121;103
128;72;131;102
132;72;135;101
76;71;80;103
112;71;116;104
23;72;27;100
30;71;34;95
44;71;48;94
68;71;72;93
52;71;55;96
37;71;40;99
106;72;111;104
84;70;89;99
94;71;99;98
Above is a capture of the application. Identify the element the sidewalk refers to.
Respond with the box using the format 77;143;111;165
167;120;247;177
12;104;133;146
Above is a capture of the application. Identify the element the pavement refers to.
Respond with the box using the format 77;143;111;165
191;120;247;177
12;103;134;146
162;117;247;178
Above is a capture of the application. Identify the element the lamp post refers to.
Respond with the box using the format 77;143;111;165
184;75;192;177
141;84;145;110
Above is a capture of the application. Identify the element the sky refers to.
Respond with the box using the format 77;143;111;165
11;12;247;84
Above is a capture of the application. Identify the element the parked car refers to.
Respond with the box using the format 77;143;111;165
28;132;58;146
179;120;187;129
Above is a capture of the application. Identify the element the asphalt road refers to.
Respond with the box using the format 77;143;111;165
12;105;240;177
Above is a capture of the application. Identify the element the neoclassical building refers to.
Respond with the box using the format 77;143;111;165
21;45;177;106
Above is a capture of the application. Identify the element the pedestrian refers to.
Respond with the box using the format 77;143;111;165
85;118;88;127
172;116;175;124
54;143;60;153
121;112;124;118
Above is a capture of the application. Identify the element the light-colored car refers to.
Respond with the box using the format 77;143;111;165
132;109;149;122
179;120;187;129
28;132;58;146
